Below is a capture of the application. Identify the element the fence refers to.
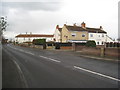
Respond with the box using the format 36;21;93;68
105;42;120;48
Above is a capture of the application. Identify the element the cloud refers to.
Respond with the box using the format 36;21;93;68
2;1;64;38
1;1;63;15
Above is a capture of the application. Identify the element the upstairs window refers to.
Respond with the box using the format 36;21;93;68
82;34;85;37
71;33;76;37
90;34;93;37
72;35;76;37
102;34;104;37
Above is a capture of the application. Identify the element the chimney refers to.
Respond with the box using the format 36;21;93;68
64;24;66;26
81;22;86;28
56;25;59;29
100;26;103;30
73;23;76;27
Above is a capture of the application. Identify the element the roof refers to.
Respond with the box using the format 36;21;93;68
58;28;62;32
65;25;107;33
15;34;54;38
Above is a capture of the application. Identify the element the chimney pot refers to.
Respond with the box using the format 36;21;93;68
64;24;66;26
73;23;76;26
56;25;59;29
81;22;86;28
100;26;103;30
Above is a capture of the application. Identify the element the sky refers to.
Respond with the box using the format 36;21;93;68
1;0;119;40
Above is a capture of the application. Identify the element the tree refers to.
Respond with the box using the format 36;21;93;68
0;16;7;36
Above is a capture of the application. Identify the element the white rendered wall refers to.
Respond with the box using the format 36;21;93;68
88;33;107;45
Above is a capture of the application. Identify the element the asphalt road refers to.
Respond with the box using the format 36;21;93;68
2;44;119;88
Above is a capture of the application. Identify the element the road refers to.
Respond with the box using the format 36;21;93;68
2;44;119;88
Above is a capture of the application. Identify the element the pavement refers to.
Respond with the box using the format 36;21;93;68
75;51;119;62
2;44;119;88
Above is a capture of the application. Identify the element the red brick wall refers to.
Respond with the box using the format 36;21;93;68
105;48;119;57
60;46;72;50
81;47;101;56
75;45;119;58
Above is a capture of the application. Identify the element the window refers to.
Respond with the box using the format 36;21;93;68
72;35;76;37
90;34;93;37
28;38;31;40
102;34;104;37
82;34;85;37
71;33;76;37
102;41;104;45
97;42;99;45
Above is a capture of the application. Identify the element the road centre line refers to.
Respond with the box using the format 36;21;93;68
39;55;61;63
74;66;120;82
24;51;35;56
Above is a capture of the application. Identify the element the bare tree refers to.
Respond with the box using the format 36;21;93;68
0;16;7;36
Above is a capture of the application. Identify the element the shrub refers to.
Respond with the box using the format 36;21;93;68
86;40;96;47
32;39;46;45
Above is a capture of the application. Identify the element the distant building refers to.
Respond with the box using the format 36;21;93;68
54;22;114;45
15;33;54;44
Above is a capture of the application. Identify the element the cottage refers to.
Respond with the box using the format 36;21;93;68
54;22;114;45
15;33;54;44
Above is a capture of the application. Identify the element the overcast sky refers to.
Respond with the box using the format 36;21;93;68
1;0;119;40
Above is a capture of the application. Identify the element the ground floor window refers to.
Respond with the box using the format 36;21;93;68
102;41;104;45
97;42;99;45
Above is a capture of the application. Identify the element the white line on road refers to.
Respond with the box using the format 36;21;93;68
74;66;120;82
39;55;61;63
24;51;35;56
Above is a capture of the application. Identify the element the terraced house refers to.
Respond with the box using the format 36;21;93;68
54;22;114;45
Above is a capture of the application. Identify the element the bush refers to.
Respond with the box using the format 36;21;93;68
86;40;96;47
32;39;46;45
55;43;60;49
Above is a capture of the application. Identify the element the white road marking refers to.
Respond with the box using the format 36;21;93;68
74;66;120;82
39;55;61;63
24;51;35;56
